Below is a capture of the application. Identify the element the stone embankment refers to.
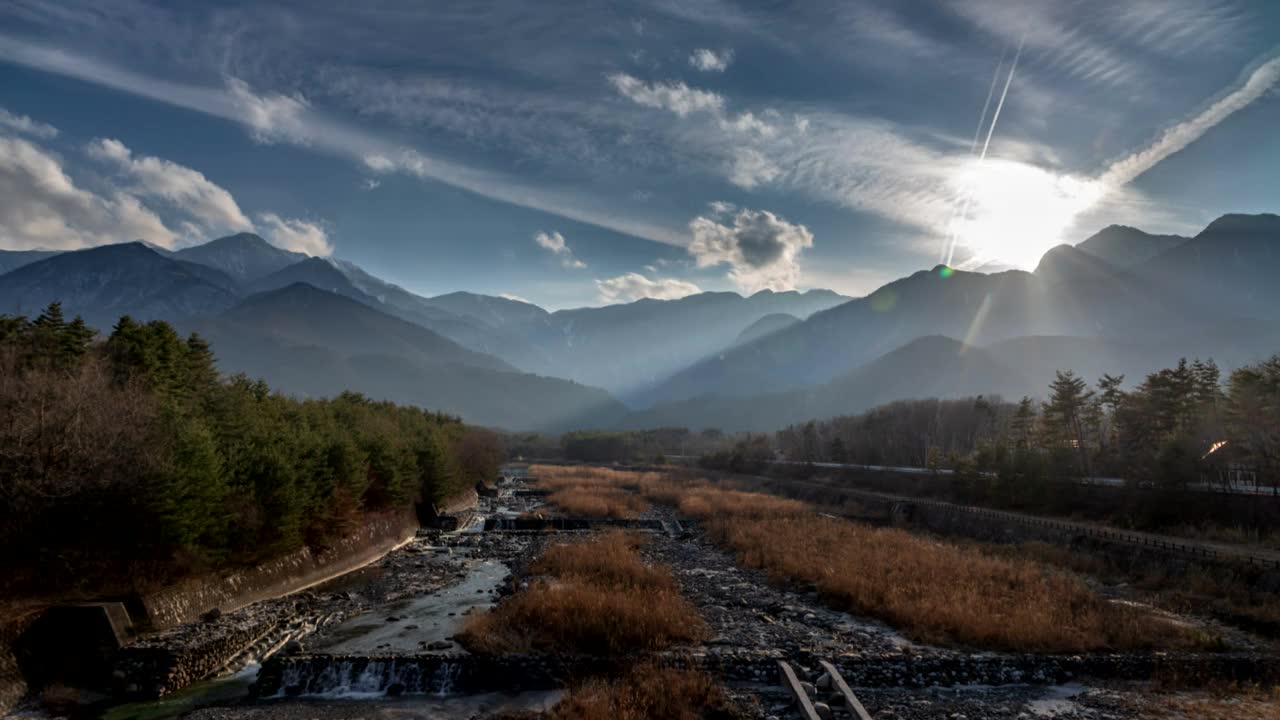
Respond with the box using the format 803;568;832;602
140;509;423;631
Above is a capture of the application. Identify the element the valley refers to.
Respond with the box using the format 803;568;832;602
19;465;1280;720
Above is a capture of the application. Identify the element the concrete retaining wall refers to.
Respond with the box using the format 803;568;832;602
140;510;420;631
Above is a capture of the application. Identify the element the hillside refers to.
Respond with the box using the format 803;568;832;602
173;232;307;282
643;214;1280;410
202;283;625;431
0;242;239;329
1075;225;1187;267
735;313;800;346
624;336;1026;432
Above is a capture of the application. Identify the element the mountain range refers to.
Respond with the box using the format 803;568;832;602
1;213;1277;432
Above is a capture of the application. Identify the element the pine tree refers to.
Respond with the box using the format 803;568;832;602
1010;396;1036;449
1044;371;1094;477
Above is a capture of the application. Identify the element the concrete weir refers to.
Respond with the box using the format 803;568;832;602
255;654;572;698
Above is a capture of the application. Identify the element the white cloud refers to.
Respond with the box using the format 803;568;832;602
688;208;814;292
257;213;333;256
595;272;701;303
689;48;733;72
86;137;253;238
607;73;724;117
0;107;58;139
0;37;688;248
499;292;532;303
0;135;174;250
534;230;586;269
729;147;780;189
361;178;381;190
226;77;313;145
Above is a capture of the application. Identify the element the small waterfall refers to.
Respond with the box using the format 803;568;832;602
275;659;439;698
430;662;463;696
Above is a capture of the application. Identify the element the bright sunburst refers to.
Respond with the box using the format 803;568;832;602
947;158;1105;270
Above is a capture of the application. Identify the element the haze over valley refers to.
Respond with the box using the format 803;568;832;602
3;213;1278;432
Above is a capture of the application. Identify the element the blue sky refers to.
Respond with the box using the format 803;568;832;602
1;1;1278;308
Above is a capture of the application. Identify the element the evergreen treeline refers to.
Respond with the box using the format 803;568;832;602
0;303;500;596
739;355;1280;496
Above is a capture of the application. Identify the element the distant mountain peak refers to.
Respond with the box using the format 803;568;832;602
1198;212;1280;237
174;233;307;282
1075;224;1187;269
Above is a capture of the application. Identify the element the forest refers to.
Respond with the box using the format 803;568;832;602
710;355;1280;498
0;303;501;597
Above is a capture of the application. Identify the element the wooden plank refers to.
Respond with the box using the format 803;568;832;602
777;660;821;720
819;660;873;720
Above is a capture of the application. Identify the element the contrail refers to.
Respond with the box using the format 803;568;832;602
970;48;1009;155
945;35;1025;266
1099;53;1280;188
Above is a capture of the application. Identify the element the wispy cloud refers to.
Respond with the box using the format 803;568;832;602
534;230;586;269
0;106;58;139
596;272;701;303
689;48;733;72
948;0;1249;88
607;73;724;116
0;34;688;248
1100;53;1280;187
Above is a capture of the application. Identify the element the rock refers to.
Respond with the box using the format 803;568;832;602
386;682;406;697
386;616;399;622
404;624;419;630
283;640;303;654
816;672;832;690
800;681;817;697
427;640;454;650
813;702;834;720
201;608;222;623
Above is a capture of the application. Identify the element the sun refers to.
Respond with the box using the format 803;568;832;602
946;158;1104;270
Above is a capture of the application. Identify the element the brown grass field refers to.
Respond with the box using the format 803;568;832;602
546;663;746;720
493;663;746;720
529;465;1207;652
459;531;706;656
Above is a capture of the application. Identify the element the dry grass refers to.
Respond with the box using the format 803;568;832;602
547;663;747;720
534;465;1205;652
545;487;649;519
1123;686;1280;719
531;532;676;592
532;465;659;518
679;485;1204;651
459;531;705;656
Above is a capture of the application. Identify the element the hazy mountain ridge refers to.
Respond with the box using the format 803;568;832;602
3;213;1276;432
0;242;239;329
1075;225;1188;268
622;336;1029;432
200;284;623;430
735;313;800;346
0;249;60;274
637;213;1280;419
173;232;308;282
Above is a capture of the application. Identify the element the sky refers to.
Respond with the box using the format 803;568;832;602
1;1;1278;309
